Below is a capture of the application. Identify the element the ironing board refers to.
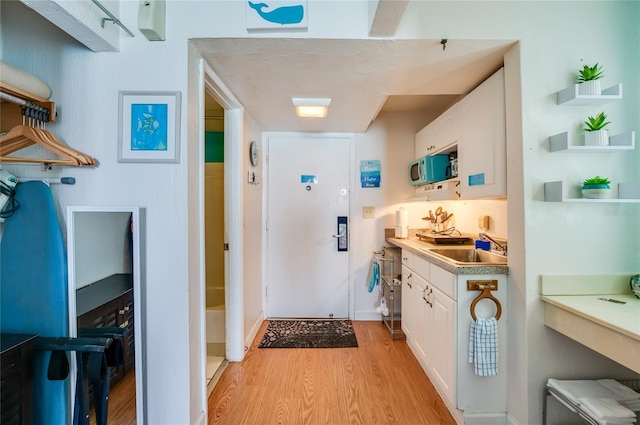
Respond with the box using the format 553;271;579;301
1;181;69;424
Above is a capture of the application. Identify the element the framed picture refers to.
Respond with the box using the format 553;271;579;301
118;91;181;163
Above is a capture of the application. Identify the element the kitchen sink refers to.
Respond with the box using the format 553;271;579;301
422;248;508;265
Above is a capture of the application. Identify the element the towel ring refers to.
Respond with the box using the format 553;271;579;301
470;287;502;321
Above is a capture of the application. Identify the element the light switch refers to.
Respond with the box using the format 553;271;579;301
362;206;375;219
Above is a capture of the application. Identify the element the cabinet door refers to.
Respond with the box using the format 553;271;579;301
415;105;460;158
458;68;506;199
428;286;457;406
401;265;414;341
412;274;429;369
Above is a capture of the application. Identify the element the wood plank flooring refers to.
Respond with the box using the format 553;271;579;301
208;320;456;425
90;370;136;425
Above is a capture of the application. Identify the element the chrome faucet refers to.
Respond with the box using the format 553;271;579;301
478;233;508;256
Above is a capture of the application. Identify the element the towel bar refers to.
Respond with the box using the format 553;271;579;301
468;279;502;321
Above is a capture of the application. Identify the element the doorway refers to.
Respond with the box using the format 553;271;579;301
266;135;351;318
204;92;227;392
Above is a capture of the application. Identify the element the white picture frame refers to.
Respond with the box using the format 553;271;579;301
118;91;181;163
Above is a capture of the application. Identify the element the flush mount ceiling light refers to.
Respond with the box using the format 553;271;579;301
292;97;331;118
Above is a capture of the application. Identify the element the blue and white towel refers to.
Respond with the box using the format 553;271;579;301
468;317;499;376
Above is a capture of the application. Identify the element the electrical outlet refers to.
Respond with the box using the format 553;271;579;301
362;206;375;219
478;215;489;230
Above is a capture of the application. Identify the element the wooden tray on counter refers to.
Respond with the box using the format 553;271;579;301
416;232;471;244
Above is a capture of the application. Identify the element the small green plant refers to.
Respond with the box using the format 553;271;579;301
577;63;604;82
583;176;611;186
584;112;610;132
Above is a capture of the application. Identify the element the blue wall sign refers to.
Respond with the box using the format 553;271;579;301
247;1;307;30
360;160;381;188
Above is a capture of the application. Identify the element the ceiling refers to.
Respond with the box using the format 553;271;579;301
196;38;514;133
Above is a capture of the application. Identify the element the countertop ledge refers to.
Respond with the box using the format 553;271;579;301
385;236;509;275
540;274;640;373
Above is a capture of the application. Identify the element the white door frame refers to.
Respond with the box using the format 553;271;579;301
203;64;245;362
262;132;356;320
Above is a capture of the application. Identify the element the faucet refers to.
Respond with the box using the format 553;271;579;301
478;233;508;256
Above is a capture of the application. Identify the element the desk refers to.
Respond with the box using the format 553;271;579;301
541;275;640;374
1;333;39;425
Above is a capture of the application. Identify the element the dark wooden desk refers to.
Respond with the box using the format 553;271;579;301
1;333;38;425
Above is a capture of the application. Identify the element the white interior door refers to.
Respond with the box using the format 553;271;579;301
266;135;350;318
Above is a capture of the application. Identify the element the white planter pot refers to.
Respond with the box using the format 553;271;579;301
578;80;601;95
584;130;609;146
581;184;610;199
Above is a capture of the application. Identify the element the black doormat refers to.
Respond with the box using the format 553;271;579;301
258;319;358;348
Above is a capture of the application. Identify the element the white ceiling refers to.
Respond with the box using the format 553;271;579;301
195;38;514;133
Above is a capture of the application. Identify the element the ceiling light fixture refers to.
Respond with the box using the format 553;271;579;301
292;97;331;118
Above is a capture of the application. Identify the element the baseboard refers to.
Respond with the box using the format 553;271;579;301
354;310;383;321
193;411;206;425
462;413;508;425
244;310;264;353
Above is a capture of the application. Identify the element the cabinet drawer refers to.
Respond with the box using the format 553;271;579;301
401;250;414;269
430;265;456;300
411;255;430;281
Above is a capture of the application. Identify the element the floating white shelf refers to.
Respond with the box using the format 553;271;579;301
549;131;636;152
544;181;640;203
557;83;623;106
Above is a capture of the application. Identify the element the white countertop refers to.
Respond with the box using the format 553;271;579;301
540;275;640;373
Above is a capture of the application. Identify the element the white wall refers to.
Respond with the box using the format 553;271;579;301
3;1;639;424
73;211;131;288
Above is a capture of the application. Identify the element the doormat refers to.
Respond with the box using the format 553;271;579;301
258;319;358;348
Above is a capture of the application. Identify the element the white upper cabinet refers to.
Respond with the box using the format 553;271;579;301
21;0;128;52
413;67;507;200
415;103;460;158
457;68;506;199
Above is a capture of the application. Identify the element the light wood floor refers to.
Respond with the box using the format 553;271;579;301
90;370;136;425
208;320;456;425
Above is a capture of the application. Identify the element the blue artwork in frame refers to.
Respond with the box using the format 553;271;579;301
130;103;168;151
118;91;181;163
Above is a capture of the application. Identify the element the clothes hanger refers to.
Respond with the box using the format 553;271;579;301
0;121;95;166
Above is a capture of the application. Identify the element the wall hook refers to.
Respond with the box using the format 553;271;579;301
441;39;448;51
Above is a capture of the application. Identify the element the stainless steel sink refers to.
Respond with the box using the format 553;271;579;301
421;248;507;265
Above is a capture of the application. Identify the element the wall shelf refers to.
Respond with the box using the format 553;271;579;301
557;83;622;106
544;181;640;203
549;131;636;152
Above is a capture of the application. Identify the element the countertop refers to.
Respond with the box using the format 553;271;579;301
385;230;509;275
540;275;640;373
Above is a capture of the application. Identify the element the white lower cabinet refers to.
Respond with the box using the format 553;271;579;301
400;264;414;342
401;249;507;424
427;283;457;406
402;252;457;406
412;272;429;368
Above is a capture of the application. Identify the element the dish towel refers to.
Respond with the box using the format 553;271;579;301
366;256;380;293
468;317;498;376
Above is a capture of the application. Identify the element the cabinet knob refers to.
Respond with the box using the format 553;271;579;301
124;306;130;312
119;309;125;315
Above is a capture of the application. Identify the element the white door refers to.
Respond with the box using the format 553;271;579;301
266;135;350;318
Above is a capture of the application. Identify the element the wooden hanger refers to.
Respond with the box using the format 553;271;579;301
0;124;96;166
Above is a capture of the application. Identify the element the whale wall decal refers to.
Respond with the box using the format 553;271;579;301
248;1;304;25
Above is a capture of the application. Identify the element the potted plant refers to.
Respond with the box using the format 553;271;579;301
583;111;610;146
581;175;611;199
577;63;603;95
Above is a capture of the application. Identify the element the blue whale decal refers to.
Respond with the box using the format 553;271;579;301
248;1;304;25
